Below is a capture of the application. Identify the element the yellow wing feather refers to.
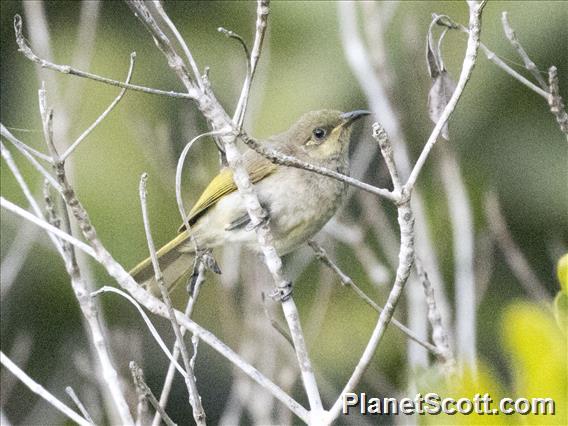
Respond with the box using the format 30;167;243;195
180;153;278;231
130;150;278;288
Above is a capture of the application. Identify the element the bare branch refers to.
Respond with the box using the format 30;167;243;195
0;124;52;163
151;0;204;90
501;11;548;90
65;387;95;425
38;86;135;425
327;201;416;423
233;0;270;130
14;15;192;99
1;127;60;190
340;1;452;327
372;123;401;191
128;1;325;415
239;132;398;202
152;267;205;426
414;259;455;370
61;52;136;161
125;1;196;93
548;66;568;136
327;2;487;422
0;352;91;426
437;16;549;99
130;361;177;426
5;148;308;421
139;173;206;424
1;197;94;257
175;130;226;252
308;240;442;357
0;141;64;257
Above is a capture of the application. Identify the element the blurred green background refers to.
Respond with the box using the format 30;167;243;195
1;1;566;424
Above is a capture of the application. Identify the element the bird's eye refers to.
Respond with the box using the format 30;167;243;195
313;127;327;140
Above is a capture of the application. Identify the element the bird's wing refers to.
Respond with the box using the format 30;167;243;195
179;152;278;232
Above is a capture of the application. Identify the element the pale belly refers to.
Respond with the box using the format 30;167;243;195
190;167;347;255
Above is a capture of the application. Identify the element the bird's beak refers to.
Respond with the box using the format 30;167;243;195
340;110;371;126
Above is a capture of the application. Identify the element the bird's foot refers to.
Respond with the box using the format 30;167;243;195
197;249;222;275
269;280;294;302
245;207;270;232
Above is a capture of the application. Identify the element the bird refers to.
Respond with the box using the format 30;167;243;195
130;109;370;290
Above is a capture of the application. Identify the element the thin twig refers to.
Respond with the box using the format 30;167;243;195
61;53;136;160
484;192;550;300
501;11;548;90
125;1;196;93
14;14;192;99
91;287;188;377
139;173;206;425
175;130;226;252
327;200;416;423
239;132;398;202
151;0;204;90
233;0;270;130
1;197;94;256
308;240;442;356
0;352;91;426
1;126;60;190
439;17;549;99
414;259;455;371
372;123;401;191
130;361;177;426
152;265;205;426
0;124;52;162
0;141;64;258
65;386;95;425
261;292;294;347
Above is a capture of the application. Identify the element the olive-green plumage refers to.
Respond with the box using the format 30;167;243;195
130;109;369;289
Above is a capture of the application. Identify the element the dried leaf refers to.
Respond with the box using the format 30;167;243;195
426;14;456;140
428;71;456;140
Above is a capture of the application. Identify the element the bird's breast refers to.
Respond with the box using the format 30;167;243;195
257;163;347;254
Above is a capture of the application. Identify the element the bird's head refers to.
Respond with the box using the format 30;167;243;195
285;109;371;161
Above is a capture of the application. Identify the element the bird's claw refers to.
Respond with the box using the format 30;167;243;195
269;280;294;302
245;212;269;232
197;249;222;274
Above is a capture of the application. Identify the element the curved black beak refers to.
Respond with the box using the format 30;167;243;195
340;109;371;125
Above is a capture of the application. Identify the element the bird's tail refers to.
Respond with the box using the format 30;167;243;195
129;232;195;293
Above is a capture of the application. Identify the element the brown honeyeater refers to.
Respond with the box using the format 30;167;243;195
130;109;370;289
